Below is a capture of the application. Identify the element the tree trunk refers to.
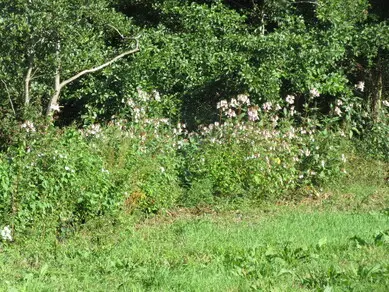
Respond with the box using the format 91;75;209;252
371;56;383;122
24;65;33;106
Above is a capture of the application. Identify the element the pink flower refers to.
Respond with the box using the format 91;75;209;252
226;109;236;118
248;107;259;121
262;101;272;112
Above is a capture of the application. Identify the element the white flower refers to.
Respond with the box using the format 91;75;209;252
153;90;161;102
1;226;12;241
286;95;295;105
271;115;279;125
65;166;71;171
334;106;342;116
229;98;238;108
21;121;36;133
50;103;61;113
137;87;149;102
237;94;250;105
101;168;109;174
309;88;320;98
355;81;365;92
86;124;101;136
341;154;347;163
126;98;136;107
336;99;343;106
383;100;389;107
217;100;228;110
160;167;165;173
290;106;295;116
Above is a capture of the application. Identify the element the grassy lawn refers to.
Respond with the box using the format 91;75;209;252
1;162;388;291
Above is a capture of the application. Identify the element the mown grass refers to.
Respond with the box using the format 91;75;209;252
1;158;388;291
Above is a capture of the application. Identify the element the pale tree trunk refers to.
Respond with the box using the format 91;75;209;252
24;65;33;106
45;41;140;117
260;8;265;35
46;40;62;116
371;56;383;122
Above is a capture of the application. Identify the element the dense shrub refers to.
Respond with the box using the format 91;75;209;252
0;127;120;230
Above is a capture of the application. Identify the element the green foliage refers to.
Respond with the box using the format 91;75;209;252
1;128;119;230
184;177;215;207
359;119;389;161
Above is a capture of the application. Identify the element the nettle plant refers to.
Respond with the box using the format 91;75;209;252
184;92;348;200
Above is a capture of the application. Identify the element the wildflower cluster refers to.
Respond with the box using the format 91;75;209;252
185;94;347;199
21;121;36;133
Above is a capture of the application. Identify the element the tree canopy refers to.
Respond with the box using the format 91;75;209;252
0;0;388;129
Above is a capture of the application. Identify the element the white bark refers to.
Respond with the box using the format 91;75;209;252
24;65;33;106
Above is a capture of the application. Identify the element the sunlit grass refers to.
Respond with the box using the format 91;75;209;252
1;204;388;291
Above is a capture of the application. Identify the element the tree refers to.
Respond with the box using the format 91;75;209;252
0;0;139;119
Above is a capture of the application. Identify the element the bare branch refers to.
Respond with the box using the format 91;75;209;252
107;24;125;39
293;1;318;5
60;44;139;89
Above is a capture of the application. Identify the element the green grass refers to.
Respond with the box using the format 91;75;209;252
1;210;388;291
1;158;388;291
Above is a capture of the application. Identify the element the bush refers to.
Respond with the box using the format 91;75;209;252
1;127;120;231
